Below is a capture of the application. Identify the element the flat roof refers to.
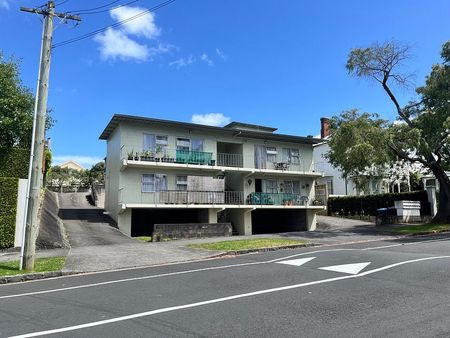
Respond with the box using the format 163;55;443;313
99;114;322;145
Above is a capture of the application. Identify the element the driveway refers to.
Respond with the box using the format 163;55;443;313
59;193;214;273
59;194;401;272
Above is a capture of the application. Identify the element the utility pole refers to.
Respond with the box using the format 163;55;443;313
19;2;80;270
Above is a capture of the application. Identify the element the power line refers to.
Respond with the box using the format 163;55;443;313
52;0;175;48
73;0;140;15
66;0;122;13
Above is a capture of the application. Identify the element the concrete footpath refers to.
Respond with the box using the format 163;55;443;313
0;193;404;273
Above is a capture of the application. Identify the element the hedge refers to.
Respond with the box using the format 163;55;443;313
0;147;29;179
0;177;19;249
327;190;431;217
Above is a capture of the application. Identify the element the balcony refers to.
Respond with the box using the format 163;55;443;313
119;145;323;177
217;153;243;168
246;192;308;206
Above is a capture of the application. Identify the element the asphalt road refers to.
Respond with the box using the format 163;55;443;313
1;236;450;338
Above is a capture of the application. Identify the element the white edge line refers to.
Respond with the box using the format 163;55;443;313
9;255;450;338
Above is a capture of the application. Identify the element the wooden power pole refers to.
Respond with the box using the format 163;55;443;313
20;1;80;270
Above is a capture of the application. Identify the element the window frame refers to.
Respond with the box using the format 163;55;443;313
266;146;277;162
142;173;167;193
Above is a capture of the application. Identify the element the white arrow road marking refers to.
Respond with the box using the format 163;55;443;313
319;262;371;275
276;257;316;267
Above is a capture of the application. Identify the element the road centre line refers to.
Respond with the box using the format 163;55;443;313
1;237;449;300
9;255;450;338
0;249;354;300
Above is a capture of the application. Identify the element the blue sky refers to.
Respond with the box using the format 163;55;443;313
1;0;449;167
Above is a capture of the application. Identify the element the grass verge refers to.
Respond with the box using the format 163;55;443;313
188;238;309;251
135;236;152;242
0;256;66;277
389;223;450;235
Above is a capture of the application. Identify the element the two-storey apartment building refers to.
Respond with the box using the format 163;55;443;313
100;114;325;237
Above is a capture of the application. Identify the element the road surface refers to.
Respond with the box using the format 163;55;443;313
1;236;450;337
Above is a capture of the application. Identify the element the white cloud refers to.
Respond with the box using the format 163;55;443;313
110;6;160;39
0;0;10;9
53;156;104;169
169;55;195;69
191;113;231;127
215;48;226;60
94;6;170;62
200;53;214;67
94;28;149;61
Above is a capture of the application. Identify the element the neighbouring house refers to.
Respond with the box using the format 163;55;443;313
59;160;84;171
313;118;358;201
313;117;420;201
99;114;326;237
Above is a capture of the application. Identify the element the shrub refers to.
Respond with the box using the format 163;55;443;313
327;190;431;216
0;147;29;179
0;177;19;248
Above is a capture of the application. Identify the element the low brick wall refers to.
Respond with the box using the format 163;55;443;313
153;223;232;242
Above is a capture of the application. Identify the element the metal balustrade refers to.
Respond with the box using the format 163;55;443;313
217;153;243;167
246;192;309;206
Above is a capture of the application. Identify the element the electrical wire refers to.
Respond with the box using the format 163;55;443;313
66;0;122;13
73;0;140;15
52;0;175;49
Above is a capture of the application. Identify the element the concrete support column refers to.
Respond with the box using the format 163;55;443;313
208;209;218;223
118;208;132;236
306;209;317;231
229;209;252;235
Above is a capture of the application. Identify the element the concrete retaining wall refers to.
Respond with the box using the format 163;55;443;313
36;191;69;249
153;223;232;242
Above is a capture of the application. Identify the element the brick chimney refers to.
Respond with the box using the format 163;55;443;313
320;117;330;138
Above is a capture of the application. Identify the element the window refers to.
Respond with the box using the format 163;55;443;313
156;135;168;151
266;146;277;162
326;179;334;195
142;174;167;192
283;148;300;164
176;138;204;152
191;139;204;152
263;179;278;193
176;175;188;191
284;180;300;194
176;137;190;151
144;134;168;151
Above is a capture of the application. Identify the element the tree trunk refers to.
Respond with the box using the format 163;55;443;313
429;163;450;223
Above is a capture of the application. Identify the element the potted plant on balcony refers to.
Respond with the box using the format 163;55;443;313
155;146;163;162
141;150;152;161
134;151;140;161
127;150;134;160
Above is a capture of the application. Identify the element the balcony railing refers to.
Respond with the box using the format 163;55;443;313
122;190;244;205
119;188;325;208
122;146;215;166
217;153;243;168
246;192;308;206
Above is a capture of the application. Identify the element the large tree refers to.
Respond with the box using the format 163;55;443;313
328;41;450;222
0;53;35;148
0;53;54;149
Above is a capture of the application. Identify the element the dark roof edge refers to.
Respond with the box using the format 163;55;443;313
223;121;277;132
99;114;322;144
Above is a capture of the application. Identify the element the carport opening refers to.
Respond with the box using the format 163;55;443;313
252;209;307;234
131;208;208;237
